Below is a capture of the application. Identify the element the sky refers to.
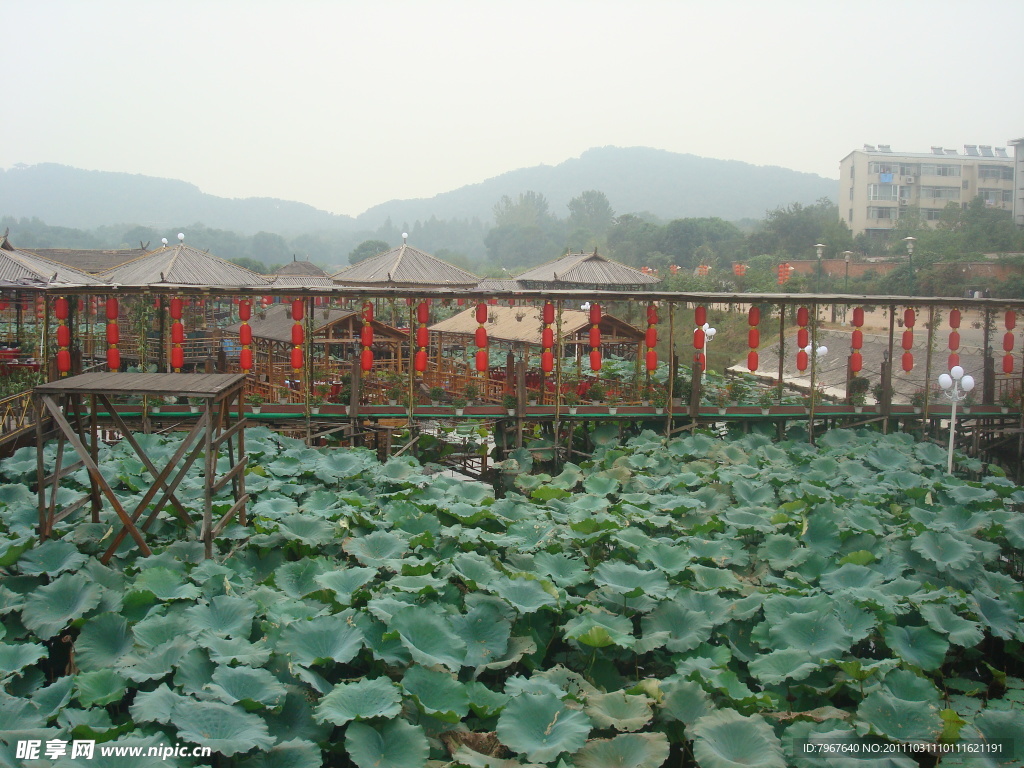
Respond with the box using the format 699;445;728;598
4;0;1023;218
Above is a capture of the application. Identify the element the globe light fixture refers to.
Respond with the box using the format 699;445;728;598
937;365;975;473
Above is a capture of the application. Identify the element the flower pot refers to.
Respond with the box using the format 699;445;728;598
455;408;464;417
962;407;971;415
569;406;578;415
507;409;515;416
311;406;321;415
760;408;770;416
608;407;618;415
388;399;397;406
641;400;650;407
528;400;538;406
854;406;863;414
151;406;161;414
718;407;727;415
251;406;261;414
189;405;200;413
431;401;440;407
914;406;922;414
655;407;664;415
1001;406;1009;414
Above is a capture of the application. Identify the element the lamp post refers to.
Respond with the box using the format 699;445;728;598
902;236;916;293
937;365;975;473
842;251;852;293
697;322;716;380
814;243;826;293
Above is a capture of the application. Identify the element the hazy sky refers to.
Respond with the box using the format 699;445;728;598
4;0;1022;217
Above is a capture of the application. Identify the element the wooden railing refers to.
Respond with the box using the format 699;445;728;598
0;390;37;446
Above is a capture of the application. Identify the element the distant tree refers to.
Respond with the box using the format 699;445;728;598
348;239;390;264
493;192;552;228
749;198;852;258
567;190;615;235
659;217;743;269
606;214;662;267
249;231;290;266
228;257;269;274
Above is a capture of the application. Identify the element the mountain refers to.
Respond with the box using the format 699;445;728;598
0;163;355;234
357;146;837;227
1;148;837;236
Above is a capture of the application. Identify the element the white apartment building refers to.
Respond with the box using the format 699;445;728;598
839;144;1015;237
1010;137;1024;228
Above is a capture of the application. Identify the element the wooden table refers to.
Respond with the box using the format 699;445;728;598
34;373;248;561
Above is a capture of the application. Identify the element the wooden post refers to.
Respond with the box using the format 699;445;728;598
923;306;935;422
883;305;896;433
666;301;675;436
515;360;526;449
808;303;818;444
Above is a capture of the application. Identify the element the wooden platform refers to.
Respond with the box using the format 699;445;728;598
35;373;248;561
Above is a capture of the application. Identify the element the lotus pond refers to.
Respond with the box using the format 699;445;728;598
0;425;1023;767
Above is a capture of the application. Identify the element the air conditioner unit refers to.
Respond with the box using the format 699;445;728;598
898;198;909;205
905;177;916;184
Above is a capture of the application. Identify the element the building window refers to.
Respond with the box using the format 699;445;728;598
920;163;961;177
923;209;945;221
978;165;1013;180
867;207;897;220
979;189;1013;205
868;184;899;201
920;186;960;200
868;161;897;174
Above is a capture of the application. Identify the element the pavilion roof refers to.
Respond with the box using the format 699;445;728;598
331;243;478;288
27;247;150;274
0;234;108;287
274;258;328;277
514;251;660;289
225;303;406;344
101;243;270;288
429;305;644;346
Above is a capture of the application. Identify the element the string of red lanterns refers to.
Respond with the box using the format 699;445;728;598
796;306;809;372
588;303;602;371
901;308;915;372
290;299;304;372
414;301;429;372
238;300;253;373
169;297;185;371
54;296;71;376
645;304;658;372
693;305;707;371
948;308;961;369
850;307;864;373
747;305;759;372
475;303;489;373
360;301;374;372
541;302;555;374
106;297;120;371
1004;310;1017;375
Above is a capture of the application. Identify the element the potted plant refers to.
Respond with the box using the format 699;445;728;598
999;386;1019;415
563;389;580;416
652;389;668;415
464;381;479;406
453;396;467;417
309;394;325;414
850;389;867;413
502;393;517;416
848;376;870;413
910;388;927;415
961;388;975;415
429;386;446;406
714;388;729;415
386;384;402;407
726;379;749;406
188;397;203;414
587;382;606;405
247;393;264;414
757;388;774;416
606;389;623;415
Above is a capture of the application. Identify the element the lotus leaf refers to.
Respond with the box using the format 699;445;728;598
21;572;103;640
402;665;470;721
201;636;272;666
345;718;428;768
640;601;714;653
919;603;984;647
206;665;287;709
314;676;402;726
882;624;949;670
491;576;559;613
0;642;47;677
451;602;512;667
278;612;364;667
769;611;852;657
748;648;819;685
659;677;710;724
584;691;654;732
564;609;636;649
171;698;275;756
344;530;408;567
273;558;331;597
388;606;467;670
690;709;785;768
573;733;669;768
314;566;376;604
19;539;87;576
497;692;592;763
75;612;133;670
184;595;256;638
594;561;669;598
855;690;941;742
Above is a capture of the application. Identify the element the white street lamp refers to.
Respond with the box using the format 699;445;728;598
697;322;716;379
937;365;975;473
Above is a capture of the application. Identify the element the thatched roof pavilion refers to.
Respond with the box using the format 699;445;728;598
430;305;644;348
512;250;660;290
0;234;107;287
331;243;477;289
102;243;270;288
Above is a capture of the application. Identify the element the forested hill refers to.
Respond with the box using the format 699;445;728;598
0;164;356;234
355;147;837;227
3;148;836;235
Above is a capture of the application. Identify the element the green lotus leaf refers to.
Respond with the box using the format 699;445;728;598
201;636;271;667
802;514;841;556
75;669;127;707
914;441;949;466
314;676;402;726
266;456;304;477
0;642;48;676
251;495;300;519
278;612;364;667
402;665;470;722
237;738;322;768
910;531;976;571
748;649;819;685
451;552;502;587
640;600;714;653
584;691;653;732
972;593;1019;640
171;698;275;756
345;718;428;768
0;583;26;614
75;612;133;671
972;709;1024;762
882;624;949;670
389;606;467;670
184;595;256;638
491;576;559;613
574;733;670;768
32;675;76;720
732;478;775;506
691;709;785;768
450;746;541;768
131;567;202;600
659;677;711;724
174;647;216;696
21;572;103;640
132;614;190;648
475;635;538;673
688;563;745;591
314;453;366;483
770;611;852;658
564;610;636;649
273;558;331;598
377;457;422;483
757;535;807;570
594;561;668;598
819;563;885;593
344;530;408;567
451;602;511;667
863;446;908;472
119;637;196;682
19;539;87;576
206;665;287;709
636;541;691;574
0;481;36;507
314;567;377;605
496;692;592;763
276;514;337;546
584;473;620;496
465;681;511;717
590;425;621;448
855;690;940;742
946;484;997;504
721;509;776;533
532;552;590;587
919;603;984;647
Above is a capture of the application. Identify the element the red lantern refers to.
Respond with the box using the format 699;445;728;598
54;297;69;320
903;308;915;328
748;329;759;348
363;302;374;322
457;298;465;306
476;304;488;324
291;300;304;321
1006;310;1017;330
1004;333;1015;353
107;323;120;345
902;330;913;350
475;349;488;372
292;325;304;345
361;348;374;372
171;347;184;370
361;326;374;347
507;298;515;307
748;306;760;326
589;304;601;325
1002;356;1014;374
239;325;253;345
696;352;706;371
949;331;960;351
950;309;961;328
56;325;70;347
850;351;863;373
852;329;863;349
240;348;253;371
475;327;488;347
695;306;707;326
417;302;429;324
170;297;183;320
262;296;273;307
797;328;809;348
796;349;808;372
797;307;809;326
543;303;555;325
239;300;251;321
852;307;864;327
902;352;914;372
172;323;184;344
541;328;554;348
948;353;960;368
694;328;706;349
647;305;659;325
488;298;498;305
747;351;758;372
647;349;658;371
291;348;303;370
589;327;601;348
645;328;658;348
541;351;554;373
414;349;428;372
589;349;602;371
107;348;121;370
416;326;429;348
